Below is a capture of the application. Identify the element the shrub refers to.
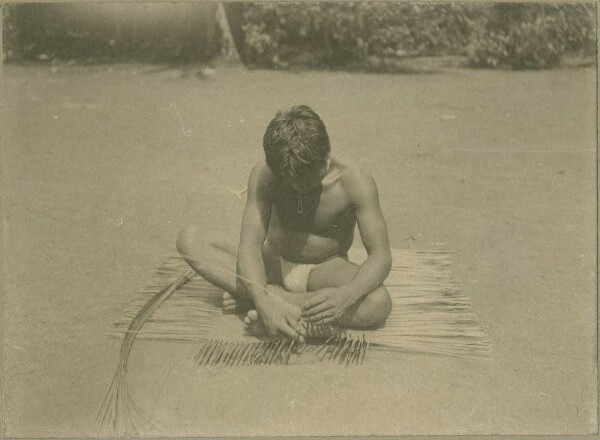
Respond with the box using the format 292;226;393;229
467;3;596;69
241;2;483;68
242;2;596;71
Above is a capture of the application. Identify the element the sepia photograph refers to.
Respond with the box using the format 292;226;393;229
2;1;598;437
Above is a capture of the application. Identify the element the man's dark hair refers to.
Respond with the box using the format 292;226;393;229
263;105;331;179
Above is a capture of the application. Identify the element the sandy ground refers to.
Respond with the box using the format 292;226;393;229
2;62;597;437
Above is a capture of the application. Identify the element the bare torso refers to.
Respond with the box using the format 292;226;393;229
264;158;356;264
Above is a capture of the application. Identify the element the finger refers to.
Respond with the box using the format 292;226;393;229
278;323;298;340
285;324;305;344
286;313;304;332
318;315;336;325
303;301;331;317
303;294;326;310
284;317;307;343
296;319;308;338
307;311;334;323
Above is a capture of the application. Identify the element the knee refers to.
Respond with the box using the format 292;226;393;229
363;286;392;326
176;224;201;256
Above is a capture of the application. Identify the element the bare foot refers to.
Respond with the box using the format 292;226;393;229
243;310;267;337
222;292;252;314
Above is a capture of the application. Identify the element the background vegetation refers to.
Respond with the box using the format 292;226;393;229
242;2;596;70
3;2;596;70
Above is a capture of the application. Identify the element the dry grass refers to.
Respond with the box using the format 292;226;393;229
97;269;194;437
101;248;490;435
112;250;490;359
194;332;369;367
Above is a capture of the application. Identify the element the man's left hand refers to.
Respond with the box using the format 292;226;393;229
302;287;357;325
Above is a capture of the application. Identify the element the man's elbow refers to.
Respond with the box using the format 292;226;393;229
381;251;392;276
370;250;392;276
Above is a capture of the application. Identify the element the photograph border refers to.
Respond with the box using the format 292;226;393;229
0;0;598;438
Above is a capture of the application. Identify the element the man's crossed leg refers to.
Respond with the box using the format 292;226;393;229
176;225;392;337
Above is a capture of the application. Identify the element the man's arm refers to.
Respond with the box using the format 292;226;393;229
237;162;271;303
237;163;306;341
303;169;391;323
342;169;392;301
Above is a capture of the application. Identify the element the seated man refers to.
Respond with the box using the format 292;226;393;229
177;105;392;342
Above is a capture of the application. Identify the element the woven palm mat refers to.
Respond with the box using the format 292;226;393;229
112;248;491;365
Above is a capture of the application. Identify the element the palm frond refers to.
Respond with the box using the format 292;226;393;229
101;248;491;435
192;331;370;367
98;269;195;437
111;249;490;360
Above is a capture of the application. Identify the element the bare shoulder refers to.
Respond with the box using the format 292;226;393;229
248;161;276;198
249;160;273;181
336;161;379;204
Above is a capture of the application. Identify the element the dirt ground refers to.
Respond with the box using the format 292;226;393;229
3;61;597;437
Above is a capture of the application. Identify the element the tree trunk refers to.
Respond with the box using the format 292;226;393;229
215;2;240;61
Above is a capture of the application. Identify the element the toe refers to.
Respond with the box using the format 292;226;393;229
222;292;238;314
247;310;258;321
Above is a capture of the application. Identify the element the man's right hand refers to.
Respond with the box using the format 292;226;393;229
255;293;307;343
